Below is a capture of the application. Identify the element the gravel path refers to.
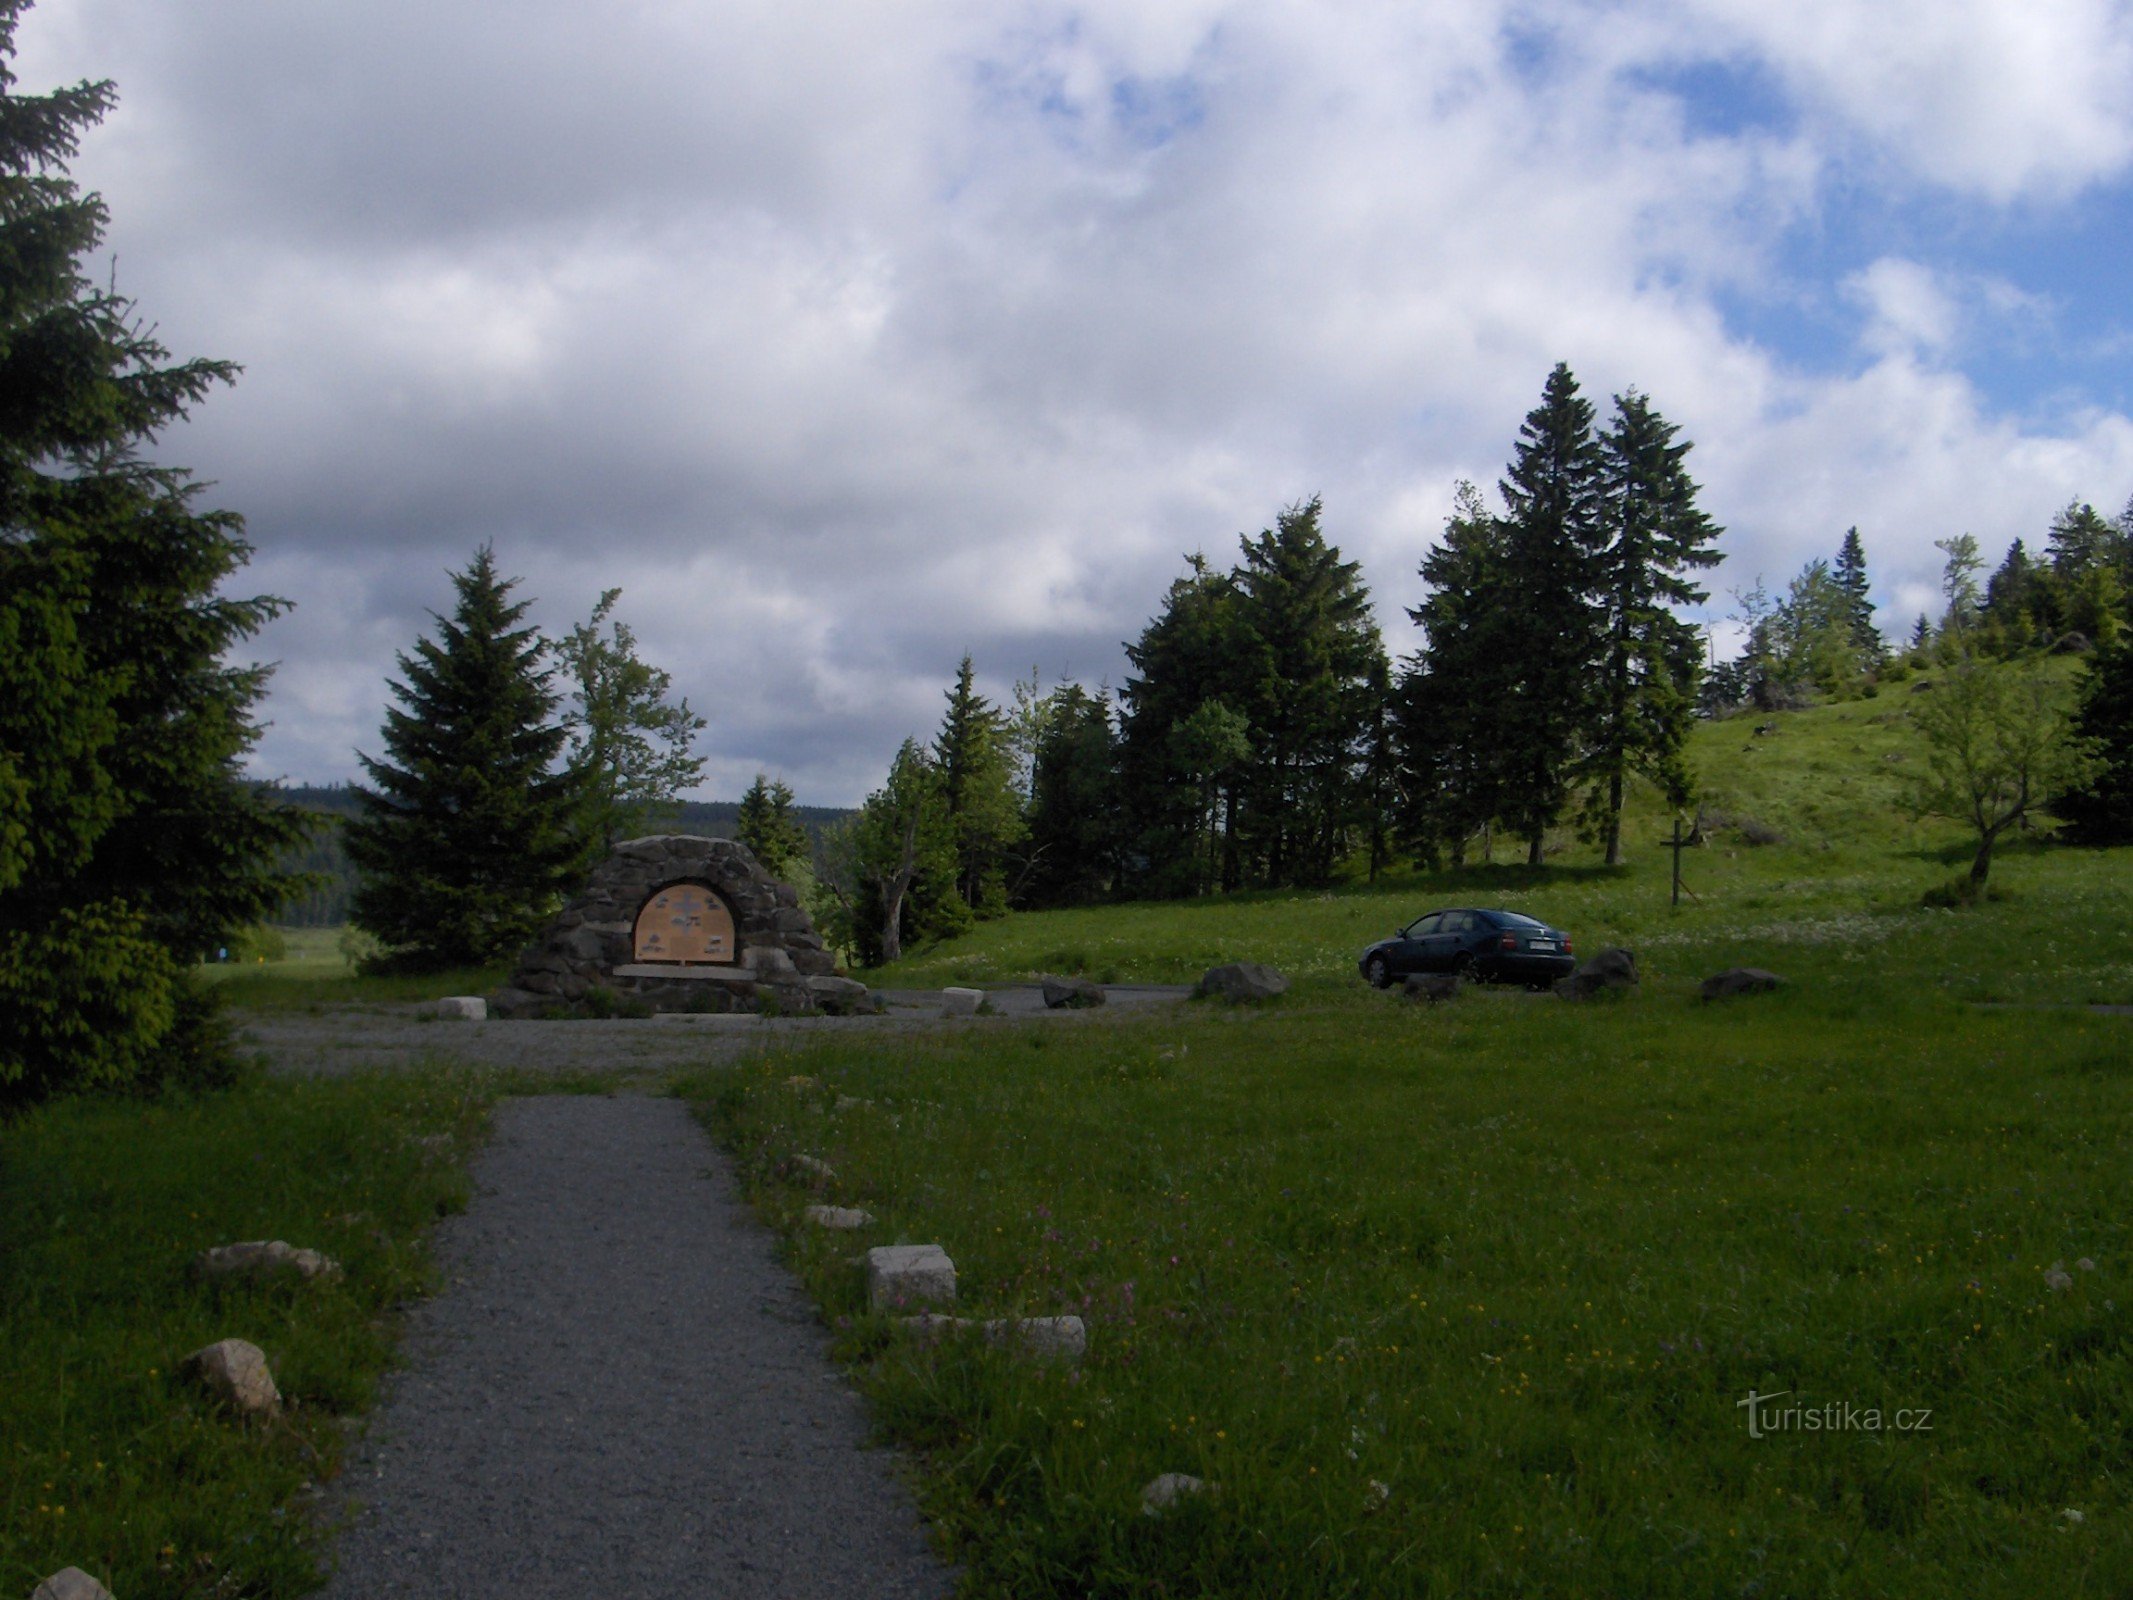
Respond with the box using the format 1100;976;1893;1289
320;1094;955;1598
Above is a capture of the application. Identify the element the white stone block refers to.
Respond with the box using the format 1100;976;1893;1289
32;1570;116;1600
866;1243;957;1310
435;996;487;1020
940;986;984;1016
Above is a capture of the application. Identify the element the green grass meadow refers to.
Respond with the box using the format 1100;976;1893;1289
0;1071;491;1598
3;687;2130;1595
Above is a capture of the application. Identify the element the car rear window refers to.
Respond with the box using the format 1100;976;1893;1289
1492;912;1549;929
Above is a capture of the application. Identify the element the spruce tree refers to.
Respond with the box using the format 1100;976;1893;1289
1118;557;1250;895
934;656;1026;916
345;547;590;970
735;773;808;878
2058;621;2133;844
0;4;309;1108
1583;390;1722;863
1024;684;1122;906
1229;497;1383;886
1833;527;1882;659
1495;363;1605;864
1401;481;1515;865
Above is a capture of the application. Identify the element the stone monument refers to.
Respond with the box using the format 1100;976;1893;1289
492;836;869;1017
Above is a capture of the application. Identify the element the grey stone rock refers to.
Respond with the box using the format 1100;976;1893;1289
791;1154;837;1183
1555;947;1639;1001
194;1240;342;1284
487;986;543;1019
1141;1472;1215;1515
182;1338;281;1418
1040;975;1106;1009
560;925;610;963
1700;967;1782;1001
896;1313;1086;1363
745;944;797;975
805;1205;873;1231
31;1569;115;1600
1196;962;1290;1002
793;948;838;977
940;986;984;1016
433;995;487;1020
1401;973;1461;1003
866;1244;957;1310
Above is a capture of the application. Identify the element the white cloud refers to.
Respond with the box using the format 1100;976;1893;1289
15;0;2133;803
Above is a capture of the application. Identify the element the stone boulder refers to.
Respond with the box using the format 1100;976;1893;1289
1195;962;1289;1003
31;1570;115;1600
1040;975;1106;1009
193;1240;342;1284
1141;1473;1216;1515
433;996;486;1020
182;1338;281;1419
1401;973;1461;1004
1700;967;1782;1002
940;987;985;1017
1555;947;1638;1001
901;1313;1087;1363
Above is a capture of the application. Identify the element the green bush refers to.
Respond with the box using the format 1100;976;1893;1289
0;904;180;1112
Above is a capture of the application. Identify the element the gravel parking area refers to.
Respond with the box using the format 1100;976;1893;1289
243;984;1195;1078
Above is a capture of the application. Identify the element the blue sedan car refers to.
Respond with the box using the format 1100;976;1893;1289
1358;907;1576;989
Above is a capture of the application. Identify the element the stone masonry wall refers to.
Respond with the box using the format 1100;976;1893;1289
491;836;869;1017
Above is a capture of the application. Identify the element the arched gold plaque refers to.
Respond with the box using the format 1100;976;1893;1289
632;883;737;965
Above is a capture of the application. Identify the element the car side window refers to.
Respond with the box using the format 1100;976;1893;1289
1408;913;1441;937
1443;912;1474;934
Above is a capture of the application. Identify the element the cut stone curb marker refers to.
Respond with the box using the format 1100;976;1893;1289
31;1569;115;1600
193;1240;342;1283
900;1313;1087;1363
434;996;486;1020
940;987;984;1017
866;1244;957;1310
806;1205;873;1230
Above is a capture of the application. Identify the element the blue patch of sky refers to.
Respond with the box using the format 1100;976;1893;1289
1618;51;2133;427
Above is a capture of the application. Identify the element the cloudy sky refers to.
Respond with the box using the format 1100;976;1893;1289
19;0;2133;803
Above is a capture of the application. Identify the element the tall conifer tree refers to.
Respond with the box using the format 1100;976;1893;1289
1583;389;1722;863
934;656;1025;916
1;4;308;1107
345;547;590;970
1494;363;1605;864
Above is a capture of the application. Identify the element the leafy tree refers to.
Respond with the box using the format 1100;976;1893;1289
1023;684;1123;906
934;657;1025;916
2057;622;2133;844
1493;363;1606;863
1582;389;1722;863
846;738;957;964
345;547;590;970
1118;556;1251;895
556;588;706;851
1909;649;2091;892
735;773;808;878
1935;534;1984;638
1;6;309;1109
1228;497;1384;886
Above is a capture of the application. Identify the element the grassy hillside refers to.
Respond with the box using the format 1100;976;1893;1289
878;679;2133;1008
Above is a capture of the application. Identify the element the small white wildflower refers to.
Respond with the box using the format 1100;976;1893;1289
2060;1508;2085;1526
1364;1479;1392;1513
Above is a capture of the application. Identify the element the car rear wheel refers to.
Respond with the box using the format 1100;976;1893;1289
1364;955;1391;989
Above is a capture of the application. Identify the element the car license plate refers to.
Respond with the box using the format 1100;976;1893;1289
1530;940;1555;949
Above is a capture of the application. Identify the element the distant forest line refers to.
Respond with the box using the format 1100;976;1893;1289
267;785;853;927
